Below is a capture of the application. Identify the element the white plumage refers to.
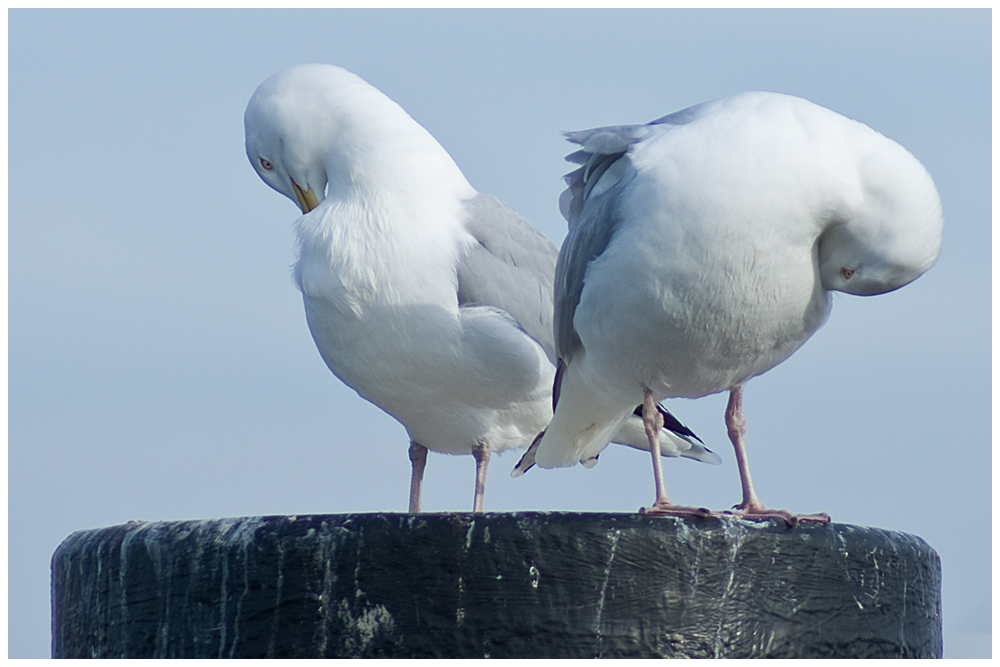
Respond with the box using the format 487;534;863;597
244;64;718;513
519;92;943;523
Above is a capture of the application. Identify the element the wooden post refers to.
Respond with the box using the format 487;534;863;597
51;512;942;658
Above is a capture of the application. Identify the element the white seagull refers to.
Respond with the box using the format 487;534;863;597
244;64;719;513
517;92;943;524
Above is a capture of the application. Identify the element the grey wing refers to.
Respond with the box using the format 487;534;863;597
554;124;649;362
647;98;713;128
457;193;559;363
559;124;648;227
558;112;699;224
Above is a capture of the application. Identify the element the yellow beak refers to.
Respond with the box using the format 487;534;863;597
291;179;320;214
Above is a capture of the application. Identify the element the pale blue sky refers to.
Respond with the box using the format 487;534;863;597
9;9;990;658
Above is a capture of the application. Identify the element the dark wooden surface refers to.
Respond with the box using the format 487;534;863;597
51;512;942;658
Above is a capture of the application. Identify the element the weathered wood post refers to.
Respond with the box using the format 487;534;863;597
51;512;942;658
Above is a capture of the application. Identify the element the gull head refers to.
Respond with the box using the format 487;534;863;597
818;134;943;296
244;64;385;214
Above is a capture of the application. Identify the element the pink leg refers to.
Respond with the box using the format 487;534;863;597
726;386;764;512
408;441;427;514
642;388;709;518
725;386;829;526
471;440;491;513
646;388;671;506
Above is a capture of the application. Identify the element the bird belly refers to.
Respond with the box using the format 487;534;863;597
302;294;554;455
574;222;831;400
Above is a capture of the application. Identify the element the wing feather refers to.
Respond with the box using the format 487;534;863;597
457;193;559;363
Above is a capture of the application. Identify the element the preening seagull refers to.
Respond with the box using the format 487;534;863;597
516;91;943;524
244;64;719;513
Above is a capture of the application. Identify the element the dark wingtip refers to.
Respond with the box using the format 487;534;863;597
552;359;566;411
512;430;545;478
632;403;704;444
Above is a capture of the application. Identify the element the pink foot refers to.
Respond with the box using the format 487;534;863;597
721;502;831;528
640;499;711;518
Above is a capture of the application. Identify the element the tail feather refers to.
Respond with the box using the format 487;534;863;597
513;358;720;477
614;406;721;465
512;360;630;472
511;430;544;477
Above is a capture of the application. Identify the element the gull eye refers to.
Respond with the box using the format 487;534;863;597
841;268;855;280
259;157;274;171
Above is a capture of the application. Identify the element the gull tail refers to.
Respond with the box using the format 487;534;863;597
612;405;722;465
511;431;544;477
512;403;720;477
514;361;632;474
512;360;720;477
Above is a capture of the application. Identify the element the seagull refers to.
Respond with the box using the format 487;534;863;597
244;64;719;513
518;91;943;524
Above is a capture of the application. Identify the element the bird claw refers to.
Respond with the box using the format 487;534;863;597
723;507;798;527
640;502;712;518
721;505;832;528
